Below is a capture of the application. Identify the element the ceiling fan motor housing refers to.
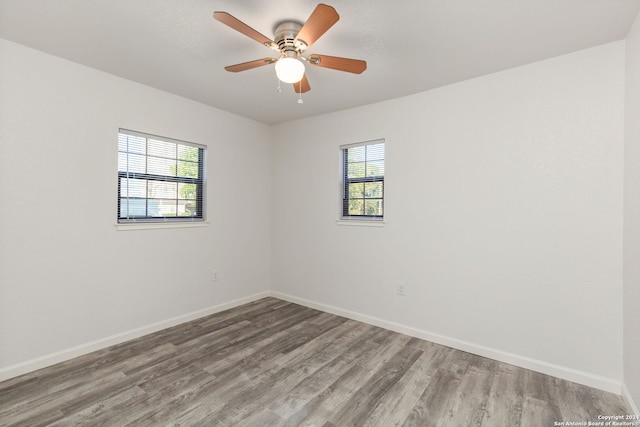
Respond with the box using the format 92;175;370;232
274;21;306;54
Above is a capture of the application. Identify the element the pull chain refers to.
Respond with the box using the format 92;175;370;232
298;80;303;104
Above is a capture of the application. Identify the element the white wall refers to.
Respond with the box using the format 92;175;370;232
0;39;272;374
624;11;640;413
272;42;625;391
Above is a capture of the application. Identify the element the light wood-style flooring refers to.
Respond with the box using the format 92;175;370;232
0;297;631;426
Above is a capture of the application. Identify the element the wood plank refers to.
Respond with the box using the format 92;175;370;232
47;386;147;427
402;367;464;426
483;363;525;427
362;345;439;427
326;344;424;425
521;395;561;426
283;330;415;426
269;323;400;420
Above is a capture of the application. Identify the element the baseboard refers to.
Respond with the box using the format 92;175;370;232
0;291;271;382
623;384;640;415
271;291;623;394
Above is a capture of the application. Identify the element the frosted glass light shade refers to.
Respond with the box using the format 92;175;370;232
275;57;305;83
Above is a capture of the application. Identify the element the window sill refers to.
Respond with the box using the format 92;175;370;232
115;221;209;231
336;219;385;227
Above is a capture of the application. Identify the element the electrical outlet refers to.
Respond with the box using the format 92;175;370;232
212;270;219;282
397;282;406;296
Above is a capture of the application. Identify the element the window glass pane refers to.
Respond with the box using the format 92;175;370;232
366;160;384;177
119;153;146;173
177;160;199;178
117;152;128;172
366;143;385;161
154;200;179;217
120;199;147;217
348;199;364;216
348;183;364;198
148;139;176;158
147;156;176;176
364;182;383;198
348;162;366;179
120;178;146;198
118;134;145;154
178;183;197;200
347;146;365;163
117;134;127;152
365;200;383;216
180;201;198;216
148;181;177;199
178;145;199;161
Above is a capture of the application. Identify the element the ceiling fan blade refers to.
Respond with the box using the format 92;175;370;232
214;11;276;49
224;58;276;72
294;4;339;49
308;54;367;74
293;74;311;93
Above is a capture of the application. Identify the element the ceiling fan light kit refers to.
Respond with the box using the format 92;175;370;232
213;3;367;98
275;54;305;84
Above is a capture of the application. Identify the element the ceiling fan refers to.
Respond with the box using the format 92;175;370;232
213;3;367;94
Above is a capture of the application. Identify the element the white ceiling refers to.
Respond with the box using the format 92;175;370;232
1;1;639;125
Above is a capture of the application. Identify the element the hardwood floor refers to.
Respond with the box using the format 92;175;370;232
0;297;631;426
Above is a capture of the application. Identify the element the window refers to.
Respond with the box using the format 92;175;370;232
118;129;205;223
341;139;385;219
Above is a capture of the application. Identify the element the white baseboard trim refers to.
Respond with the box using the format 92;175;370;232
623;384;640;415
0;291;271;382
271;291;623;394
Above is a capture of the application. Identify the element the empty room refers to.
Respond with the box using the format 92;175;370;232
1;0;640;425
